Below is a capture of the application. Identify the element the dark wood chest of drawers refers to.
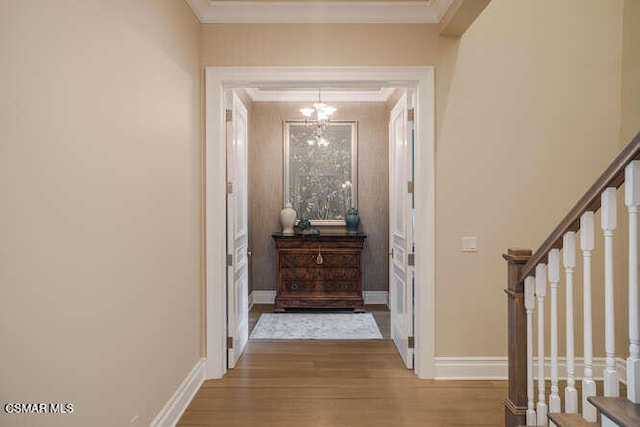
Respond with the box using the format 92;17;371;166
272;233;366;312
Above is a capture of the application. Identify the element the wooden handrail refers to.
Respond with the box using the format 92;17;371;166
519;131;640;282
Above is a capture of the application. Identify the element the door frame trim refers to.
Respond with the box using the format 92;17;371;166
205;66;435;379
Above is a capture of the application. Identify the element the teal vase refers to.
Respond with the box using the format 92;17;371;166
346;208;360;235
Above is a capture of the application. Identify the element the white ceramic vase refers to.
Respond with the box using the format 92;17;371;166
280;202;296;235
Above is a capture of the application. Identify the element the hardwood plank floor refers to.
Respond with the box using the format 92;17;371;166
177;340;507;426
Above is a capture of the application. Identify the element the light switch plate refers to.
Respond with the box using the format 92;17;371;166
462;236;478;252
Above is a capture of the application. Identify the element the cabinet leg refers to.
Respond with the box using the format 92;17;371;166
354;301;365;313
274;300;285;313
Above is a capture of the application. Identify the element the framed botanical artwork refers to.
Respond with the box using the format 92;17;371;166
284;120;358;225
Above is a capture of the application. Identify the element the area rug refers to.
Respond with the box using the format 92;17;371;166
250;313;383;340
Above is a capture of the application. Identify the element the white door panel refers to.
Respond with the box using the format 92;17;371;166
227;91;249;368
389;91;414;369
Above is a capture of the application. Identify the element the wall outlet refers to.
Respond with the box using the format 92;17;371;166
462;236;478;252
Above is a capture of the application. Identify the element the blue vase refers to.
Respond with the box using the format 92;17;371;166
346;208;360;235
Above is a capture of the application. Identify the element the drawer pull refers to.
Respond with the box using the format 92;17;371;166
340;283;349;290
316;253;324;265
341;270;348;277
290;283;299;290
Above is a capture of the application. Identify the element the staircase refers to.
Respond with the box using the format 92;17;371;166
504;132;640;426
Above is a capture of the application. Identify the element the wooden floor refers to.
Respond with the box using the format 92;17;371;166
177;340;507;426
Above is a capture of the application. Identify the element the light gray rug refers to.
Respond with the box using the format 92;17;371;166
250;313;383;340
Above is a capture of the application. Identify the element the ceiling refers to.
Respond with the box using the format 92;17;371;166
185;0;455;24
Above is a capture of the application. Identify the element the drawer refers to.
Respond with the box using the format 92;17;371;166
317;281;360;293
280;268;316;281
281;280;359;294
281;281;315;293
281;267;360;281
319;253;360;268
279;251;360;268
279;253;317;268
317;268;359;281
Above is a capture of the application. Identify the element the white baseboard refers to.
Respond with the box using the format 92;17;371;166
434;356;628;381
251;290;276;304
534;357;604;381
249;290;388;306
617;357;627;385
533;357;629;382
434;357;508;380
151;358;205;427
363;291;388;305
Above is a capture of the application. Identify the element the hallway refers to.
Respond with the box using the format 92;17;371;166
177;340;506;426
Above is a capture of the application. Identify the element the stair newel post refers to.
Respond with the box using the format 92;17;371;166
535;264;548;426
547;249;561;421
580;211;597;422
602;187;619;397
562;231;578;413
625;160;640;403
503;248;533;427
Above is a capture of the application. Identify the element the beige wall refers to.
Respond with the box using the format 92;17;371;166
0;1;201;426
621;0;640;146
201;1;627;358
434;0;624;356
249;101;390;293
613;0;640;359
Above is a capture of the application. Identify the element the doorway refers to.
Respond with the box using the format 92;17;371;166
205;66;435;380
243;91;392;345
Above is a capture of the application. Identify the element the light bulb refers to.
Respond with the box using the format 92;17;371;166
300;108;314;117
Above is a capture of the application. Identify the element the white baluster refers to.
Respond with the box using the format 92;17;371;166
580;211;596;422
535;264;548;426
548;249;561;422
626;160;640;403
602;187;619;396
525;276;537;426
563;232;578;413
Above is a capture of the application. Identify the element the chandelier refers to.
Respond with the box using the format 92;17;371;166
300;88;336;147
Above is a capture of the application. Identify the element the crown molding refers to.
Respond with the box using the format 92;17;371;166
244;87;395;102
429;0;455;22
185;0;209;19
186;0;455;23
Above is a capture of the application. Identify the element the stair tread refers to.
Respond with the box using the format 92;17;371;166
588;396;640;426
547;412;598;426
